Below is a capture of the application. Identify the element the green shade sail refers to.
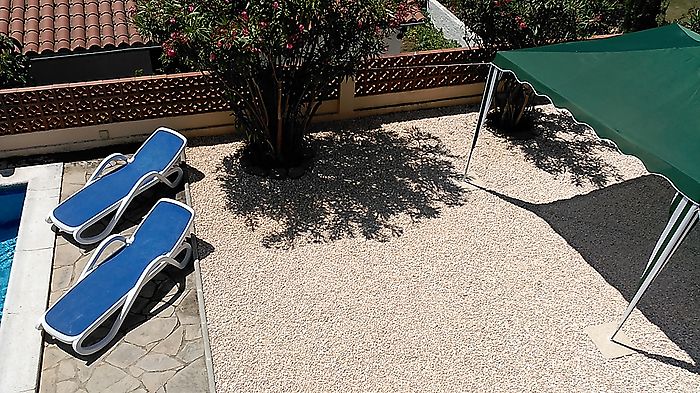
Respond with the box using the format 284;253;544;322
493;24;700;204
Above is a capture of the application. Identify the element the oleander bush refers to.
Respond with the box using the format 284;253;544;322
453;0;630;132
134;0;408;172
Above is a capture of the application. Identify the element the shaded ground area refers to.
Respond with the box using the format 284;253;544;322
215;124;466;248
39;159;209;393
481;174;700;373
500;109;623;187
189;105;700;392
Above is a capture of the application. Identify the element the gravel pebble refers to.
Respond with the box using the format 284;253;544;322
187;105;700;392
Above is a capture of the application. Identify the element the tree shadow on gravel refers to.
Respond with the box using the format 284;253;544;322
497;109;624;188
477;175;700;373
217;125;467;248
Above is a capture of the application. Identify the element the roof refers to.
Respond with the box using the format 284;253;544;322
0;0;145;56
403;0;426;25
493;24;700;203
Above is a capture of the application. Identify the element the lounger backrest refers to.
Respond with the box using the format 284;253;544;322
132;199;193;256
131;128;187;174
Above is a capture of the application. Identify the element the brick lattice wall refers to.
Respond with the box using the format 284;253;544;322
0;73;228;135
356;48;490;96
0;48;489;136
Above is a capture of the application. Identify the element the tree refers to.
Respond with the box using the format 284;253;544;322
0;34;30;89
134;0;407;171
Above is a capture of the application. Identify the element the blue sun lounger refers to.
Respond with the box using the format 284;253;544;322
38;198;194;355
48;127;187;245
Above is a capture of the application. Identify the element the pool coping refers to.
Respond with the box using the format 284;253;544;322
0;163;63;393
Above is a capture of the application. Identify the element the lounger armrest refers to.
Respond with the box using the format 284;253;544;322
74;171;181;246
87;153;130;185
79;234;129;281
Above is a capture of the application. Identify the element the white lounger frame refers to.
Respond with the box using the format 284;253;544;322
47;128;187;245
38;200;195;356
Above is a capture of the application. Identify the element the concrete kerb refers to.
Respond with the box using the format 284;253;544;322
183;153;218;393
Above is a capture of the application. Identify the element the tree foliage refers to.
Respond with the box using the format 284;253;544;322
453;0;667;133
454;0;627;55
622;0;668;32
134;0;407;167
403;21;459;52
0;34;30;89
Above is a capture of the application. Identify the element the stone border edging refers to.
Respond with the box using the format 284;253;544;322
183;156;218;393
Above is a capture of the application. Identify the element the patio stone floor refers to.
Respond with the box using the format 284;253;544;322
38;160;210;393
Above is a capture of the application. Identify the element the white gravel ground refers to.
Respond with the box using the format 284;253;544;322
187;105;700;392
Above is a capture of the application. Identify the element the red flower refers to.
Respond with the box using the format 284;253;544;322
286;43;293;49
272;1;279;10
210;52;217;61
166;48;176;58
241;11;249;21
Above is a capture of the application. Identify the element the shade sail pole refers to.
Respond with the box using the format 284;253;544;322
610;193;699;341
465;65;499;175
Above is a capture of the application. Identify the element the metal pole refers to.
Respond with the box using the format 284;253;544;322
465;65;499;176
610;195;699;341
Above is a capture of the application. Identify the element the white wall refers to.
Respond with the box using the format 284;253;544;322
427;0;481;47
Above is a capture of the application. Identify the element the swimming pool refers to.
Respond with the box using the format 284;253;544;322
0;164;61;392
0;185;26;319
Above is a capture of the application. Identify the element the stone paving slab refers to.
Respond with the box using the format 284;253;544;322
39;160;210;393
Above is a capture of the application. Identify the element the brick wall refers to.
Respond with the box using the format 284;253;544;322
0;48;490;136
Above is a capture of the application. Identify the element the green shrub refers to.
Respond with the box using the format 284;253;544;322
0;34;30;89
403;21;460;52
574;0;625;36
622;0;668;31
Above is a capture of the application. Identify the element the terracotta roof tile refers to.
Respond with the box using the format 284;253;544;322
0;0;146;56
0;2;9;35
404;1;427;25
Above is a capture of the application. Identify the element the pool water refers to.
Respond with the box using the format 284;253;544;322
0;185;26;320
